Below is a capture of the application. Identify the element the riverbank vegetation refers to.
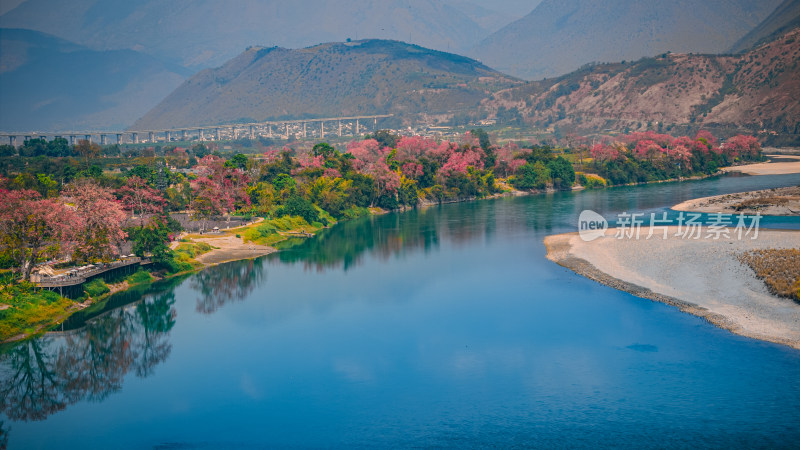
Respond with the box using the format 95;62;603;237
738;249;800;301
0;129;764;342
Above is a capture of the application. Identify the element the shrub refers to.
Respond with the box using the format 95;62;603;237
276;194;319;224
127;270;154;285
83;279;110;298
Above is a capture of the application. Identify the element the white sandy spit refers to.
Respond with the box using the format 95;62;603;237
545;227;800;349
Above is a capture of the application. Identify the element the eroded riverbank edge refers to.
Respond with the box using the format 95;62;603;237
544;231;800;350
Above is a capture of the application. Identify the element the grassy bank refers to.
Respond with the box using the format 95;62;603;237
0;268;157;342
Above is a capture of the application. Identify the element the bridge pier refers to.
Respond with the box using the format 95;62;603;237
69;135;76;145
249;125;255;140
198;129;204;140
148;131;154;143
116;134;123;145
355;119;359;136
8;135;16;147
320;121;324;138
215;128;220;141
339;120;342;137
268;124;273;138
84;134;92;143
303;122;307;138
132;133;139;144
165;131;171;142
182;130;188;141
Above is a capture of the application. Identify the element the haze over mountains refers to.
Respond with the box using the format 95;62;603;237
473;0;783;79
729;0;800;53
0;28;187;131
0;0;797;140
0;0;505;70
132;40;520;130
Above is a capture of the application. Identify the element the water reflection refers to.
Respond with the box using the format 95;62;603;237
1;173;798;430
0;291;176;422
0;421;7;450
191;258;267;314
276;202;504;272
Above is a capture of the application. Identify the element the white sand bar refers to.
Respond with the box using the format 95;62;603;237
545;228;800;349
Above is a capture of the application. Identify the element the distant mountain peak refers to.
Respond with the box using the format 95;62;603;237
132;39;521;130
471;0;783;80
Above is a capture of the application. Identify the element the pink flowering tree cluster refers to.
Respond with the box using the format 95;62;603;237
116;176;167;217
0;189;74;280
590;142;622;162
722;135;762;159
588;129;762;184
495;142;530;177
63;180;128;263
440;147;485;175
190;155;251;228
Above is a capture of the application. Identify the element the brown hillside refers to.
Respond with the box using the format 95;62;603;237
482;29;800;142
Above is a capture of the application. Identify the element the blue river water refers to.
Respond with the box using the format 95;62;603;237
2;173;800;448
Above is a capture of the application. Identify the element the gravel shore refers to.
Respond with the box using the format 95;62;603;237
545;228;800;349
721;154;800;175
673;185;800;216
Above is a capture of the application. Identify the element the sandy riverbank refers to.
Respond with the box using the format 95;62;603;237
190;234;276;266
545;228;800;349
721;154;800;175
673;185;800;215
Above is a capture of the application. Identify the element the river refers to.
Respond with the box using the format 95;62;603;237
2;173;800;448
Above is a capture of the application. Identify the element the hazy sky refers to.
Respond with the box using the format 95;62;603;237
468;0;542;18
0;0;25;15
0;0;544;19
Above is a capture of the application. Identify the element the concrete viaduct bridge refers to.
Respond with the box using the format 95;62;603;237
0;114;394;147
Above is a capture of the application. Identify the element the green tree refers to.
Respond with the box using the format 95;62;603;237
513;162;550;190
226;153;248;170
367;130;399;149
0;144;16;156
46;137;70;157
312;142;336;159
470;128;491;152
20;138;47;157
547;156;575;189
129;216;174;266
277;194;319;224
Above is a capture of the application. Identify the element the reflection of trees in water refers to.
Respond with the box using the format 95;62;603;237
190;258;266;314
275;198;547;272
0;292;176;422
0;420;7;450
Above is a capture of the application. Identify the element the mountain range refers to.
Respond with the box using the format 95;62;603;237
481;27;800;142
0;28;187;132
472;0;783;79
729;0;800;53
0;0;503;70
0;0;798;141
131;39;520;130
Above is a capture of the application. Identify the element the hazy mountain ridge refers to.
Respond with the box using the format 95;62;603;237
472;0;782;80
0;0;504;70
132;39;521;130
729;0;800;53
0;28;188;132
482;28;800;141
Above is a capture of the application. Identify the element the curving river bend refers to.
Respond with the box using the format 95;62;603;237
2;173;800;448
